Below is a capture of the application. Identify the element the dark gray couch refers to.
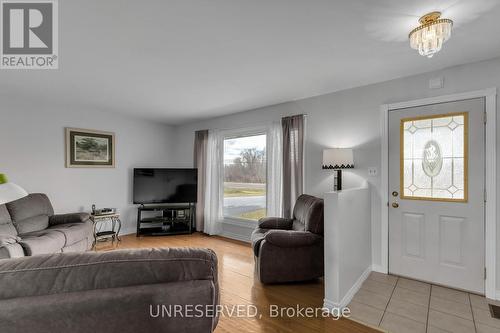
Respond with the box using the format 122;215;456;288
0;193;93;258
0;247;220;333
251;194;324;284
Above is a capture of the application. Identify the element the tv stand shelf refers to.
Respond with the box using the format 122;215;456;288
136;203;194;237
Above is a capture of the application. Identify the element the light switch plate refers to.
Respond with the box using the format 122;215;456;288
368;167;378;176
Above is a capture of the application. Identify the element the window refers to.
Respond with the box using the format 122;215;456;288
401;112;468;202
223;133;267;221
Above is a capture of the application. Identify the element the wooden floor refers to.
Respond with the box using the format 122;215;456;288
95;233;379;333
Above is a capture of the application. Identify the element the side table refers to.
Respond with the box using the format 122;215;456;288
90;213;122;249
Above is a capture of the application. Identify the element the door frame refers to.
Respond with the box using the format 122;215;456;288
379;88;497;298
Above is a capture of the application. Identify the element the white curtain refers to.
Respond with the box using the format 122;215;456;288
204;129;223;235
267;122;283;217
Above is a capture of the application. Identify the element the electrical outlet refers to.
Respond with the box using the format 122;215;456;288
368;167;378;177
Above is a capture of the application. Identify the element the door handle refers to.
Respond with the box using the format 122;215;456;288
392;202;399;208
392;191;399;197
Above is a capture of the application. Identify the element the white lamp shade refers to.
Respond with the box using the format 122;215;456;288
0;182;28;205
322;148;354;169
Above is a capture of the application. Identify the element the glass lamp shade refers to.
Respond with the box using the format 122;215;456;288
409;12;453;58
322;149;354;169
0;182;28;205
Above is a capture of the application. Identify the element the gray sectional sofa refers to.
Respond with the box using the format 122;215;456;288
0;193;93;258
0;247;220;333
0;194;220;332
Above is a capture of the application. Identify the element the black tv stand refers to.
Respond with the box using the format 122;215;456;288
136;203;194;236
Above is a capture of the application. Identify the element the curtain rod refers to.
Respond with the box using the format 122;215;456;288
283;113;308;118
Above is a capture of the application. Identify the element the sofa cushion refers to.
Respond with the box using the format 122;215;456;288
292;194;324;234
292;219;305;231
62;238;90;253
0;205;12;224
0;223;18;237
49;221;93;246
13;215;49;234
251;228;268;257
7;194;54;234
19;230;65;256
0;205;17;237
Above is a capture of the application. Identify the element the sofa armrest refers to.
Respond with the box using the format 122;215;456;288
258;217;293;230
0;234;21;248
49;212;90;225
265;230;322;247
0;247;218;301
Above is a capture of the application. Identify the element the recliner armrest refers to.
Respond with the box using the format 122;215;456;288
0;234;21;248
264;230;322;247
49;212;90;225
258;217;293;230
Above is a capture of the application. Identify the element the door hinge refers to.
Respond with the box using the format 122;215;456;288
484;111;488;124
485;268;487;280
484;189;487;203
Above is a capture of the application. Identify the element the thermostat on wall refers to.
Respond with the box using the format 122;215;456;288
429;77;444;89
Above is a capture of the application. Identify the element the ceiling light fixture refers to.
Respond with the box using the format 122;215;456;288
409;11;453;58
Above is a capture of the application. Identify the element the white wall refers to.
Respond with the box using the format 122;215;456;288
0;100;176;234
172;56;500;289
2;56;499;289
323;185;371;308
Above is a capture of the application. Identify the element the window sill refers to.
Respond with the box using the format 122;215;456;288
221;217;258;228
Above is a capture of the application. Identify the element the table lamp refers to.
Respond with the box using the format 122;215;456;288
0;174;28;205
322;149;354;191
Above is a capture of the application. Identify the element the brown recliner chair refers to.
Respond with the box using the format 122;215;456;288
251;194;324;284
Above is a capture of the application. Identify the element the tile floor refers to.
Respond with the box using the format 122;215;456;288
348;272;500;333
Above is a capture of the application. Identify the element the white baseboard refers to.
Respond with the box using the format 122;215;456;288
323;265;372;309
119;227;136;236
118;227;251;244
323;298;339;311
219;231;251;243
371;264;387;274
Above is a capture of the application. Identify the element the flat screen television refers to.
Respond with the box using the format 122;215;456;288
133;168;197;204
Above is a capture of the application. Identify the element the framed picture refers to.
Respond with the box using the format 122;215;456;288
65;128;115;168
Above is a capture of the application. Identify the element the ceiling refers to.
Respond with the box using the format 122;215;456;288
2;0;500;124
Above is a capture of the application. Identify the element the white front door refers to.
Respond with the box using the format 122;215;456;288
388;98;485;294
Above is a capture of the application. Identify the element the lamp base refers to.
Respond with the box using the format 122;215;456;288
334;170;343;191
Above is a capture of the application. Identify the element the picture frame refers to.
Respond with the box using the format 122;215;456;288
65;128;115;168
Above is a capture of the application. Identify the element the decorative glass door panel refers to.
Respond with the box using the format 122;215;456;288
400;112;468;202
390;99;484;294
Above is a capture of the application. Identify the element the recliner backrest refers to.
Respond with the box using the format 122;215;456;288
0;204;17;237
292;194;324;235
6;193;54;235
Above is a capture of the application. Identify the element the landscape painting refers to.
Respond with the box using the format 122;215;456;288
66;128;115;168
